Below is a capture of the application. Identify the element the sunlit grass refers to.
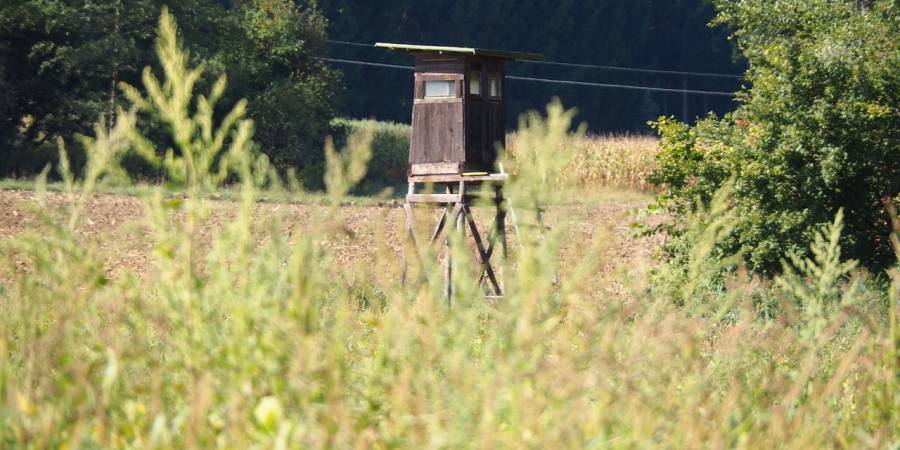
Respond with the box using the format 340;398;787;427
0;9;895;450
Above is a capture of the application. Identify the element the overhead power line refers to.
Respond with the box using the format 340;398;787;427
520;59;743;80
321;57;737;97
325;39;744;80
327;39;375;47
506;75;735;97
322;57;414;71
326;39;375;48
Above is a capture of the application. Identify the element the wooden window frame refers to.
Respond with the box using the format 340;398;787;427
468;70;482;97
415;73;464;104
488;74;502;100
423;80;456;99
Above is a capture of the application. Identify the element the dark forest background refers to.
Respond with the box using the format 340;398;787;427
0;0;744;180
319;0;745;132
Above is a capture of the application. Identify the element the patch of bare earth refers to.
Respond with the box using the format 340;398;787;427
0;189;663;296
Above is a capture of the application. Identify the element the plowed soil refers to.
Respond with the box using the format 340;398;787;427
0;189;662;291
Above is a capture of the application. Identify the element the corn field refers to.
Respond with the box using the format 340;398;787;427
506;133;659;192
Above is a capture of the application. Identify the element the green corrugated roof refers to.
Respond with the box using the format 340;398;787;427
375;43;543;61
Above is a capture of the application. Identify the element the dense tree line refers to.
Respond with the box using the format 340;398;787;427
0;0;338;182
318;0;745;132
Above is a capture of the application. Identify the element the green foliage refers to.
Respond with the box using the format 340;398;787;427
776;209;859;336
649;115;738;208
0;0;338;181
229;0;340;182
0;0;159;175
323;124;373;201
651;0;900;275
0;11;897;449
120;7;254;195
653;181;743;313
328;118;410;190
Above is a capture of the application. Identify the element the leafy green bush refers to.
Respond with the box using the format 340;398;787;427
328;118;409;191
651;0;900;275
233;0;340;182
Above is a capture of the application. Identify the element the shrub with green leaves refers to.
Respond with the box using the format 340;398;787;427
328;118;410;191
651;0;900;275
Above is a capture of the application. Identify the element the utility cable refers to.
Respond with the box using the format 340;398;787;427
326;39;375;48
321;57;737;97
322;57;414;71
519;59;743;80
506;75;736;97
325;39;744;80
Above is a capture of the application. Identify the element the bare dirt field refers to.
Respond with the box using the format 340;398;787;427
0;189;662;291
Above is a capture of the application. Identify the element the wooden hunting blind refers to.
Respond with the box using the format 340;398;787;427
375;43;542;176
376;43;543;302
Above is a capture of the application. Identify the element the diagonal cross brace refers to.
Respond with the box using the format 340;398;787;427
430;203;463;251
463;205;502;296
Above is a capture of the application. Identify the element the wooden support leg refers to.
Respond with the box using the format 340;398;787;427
444;182;463;306
472;186;507;297
533;200;559;287
401;182;417;286
496;186;508;260
506;197;526;256
495;185;507;294
444;219;452;305
402;201;428;287
443;181;470;306
400;232;408;287
452;199;466;305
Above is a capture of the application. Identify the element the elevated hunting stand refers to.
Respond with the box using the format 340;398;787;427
376;43;542;301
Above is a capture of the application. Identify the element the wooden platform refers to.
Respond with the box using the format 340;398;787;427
405;172;508;204
401;172;509;302
407;173;508;183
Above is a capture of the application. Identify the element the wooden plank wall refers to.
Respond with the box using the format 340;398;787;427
465;95;484;167
410;101;464;164
410;55;466;166
485;101;505;166
415;55;466;73
464;59;505;172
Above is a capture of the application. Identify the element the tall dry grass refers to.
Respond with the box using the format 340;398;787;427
0;10;896;449
506;132;659;192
